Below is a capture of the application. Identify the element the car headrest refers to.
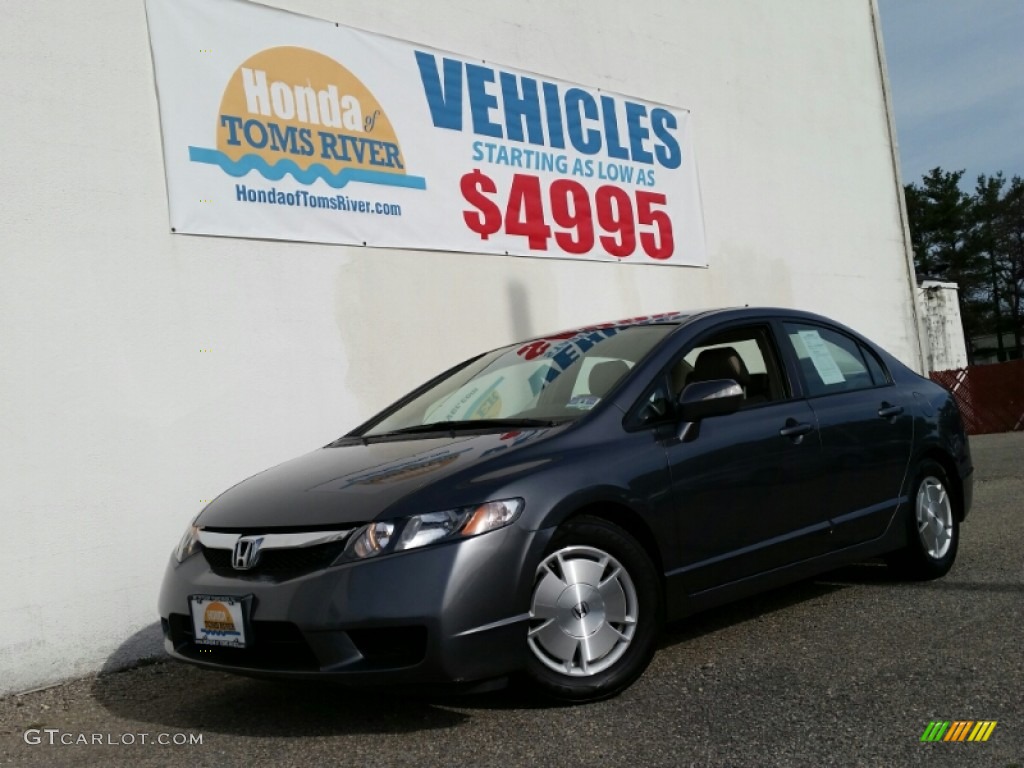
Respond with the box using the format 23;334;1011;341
690;347;750;386
670;359;694;395
588;360;631;398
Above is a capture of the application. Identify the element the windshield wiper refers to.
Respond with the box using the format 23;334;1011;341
375;418;563;436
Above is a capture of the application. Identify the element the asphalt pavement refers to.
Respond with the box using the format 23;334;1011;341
2;432;1021;767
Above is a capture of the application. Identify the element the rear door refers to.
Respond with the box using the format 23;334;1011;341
778;322;914;548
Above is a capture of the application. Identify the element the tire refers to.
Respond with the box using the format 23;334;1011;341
524;515;661;702
887;461;959;580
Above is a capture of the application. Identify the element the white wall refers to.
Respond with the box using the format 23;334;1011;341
0;0;918;694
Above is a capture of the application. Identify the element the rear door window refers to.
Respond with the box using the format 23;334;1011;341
782;323;886;396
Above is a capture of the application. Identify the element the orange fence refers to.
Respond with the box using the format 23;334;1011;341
930;359;1024;434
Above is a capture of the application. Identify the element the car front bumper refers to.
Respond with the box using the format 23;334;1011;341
158;522;553;685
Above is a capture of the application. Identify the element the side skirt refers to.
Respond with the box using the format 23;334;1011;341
664;508;909;620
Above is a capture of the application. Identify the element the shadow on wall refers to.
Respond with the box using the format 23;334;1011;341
506;280;533;341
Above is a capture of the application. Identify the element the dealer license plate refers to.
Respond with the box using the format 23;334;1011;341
189;594;251;648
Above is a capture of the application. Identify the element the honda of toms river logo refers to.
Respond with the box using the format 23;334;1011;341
920;720;998;742
202;601;240;637
189;46;426;192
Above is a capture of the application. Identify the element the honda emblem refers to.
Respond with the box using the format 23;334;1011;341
232;536;264;570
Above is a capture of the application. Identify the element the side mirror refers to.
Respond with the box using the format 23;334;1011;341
675;379;743;439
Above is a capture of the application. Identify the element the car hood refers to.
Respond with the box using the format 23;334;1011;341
197;428;556;529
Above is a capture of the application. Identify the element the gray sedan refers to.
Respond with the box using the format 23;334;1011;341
159;307;972;701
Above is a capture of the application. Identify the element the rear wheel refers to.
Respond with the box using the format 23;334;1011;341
525;516;660;702
888;461;959;580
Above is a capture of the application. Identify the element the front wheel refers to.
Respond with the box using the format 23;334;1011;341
524;516;661;702
888;461;959;580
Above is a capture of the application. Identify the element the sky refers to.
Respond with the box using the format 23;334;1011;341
878;0;1024;190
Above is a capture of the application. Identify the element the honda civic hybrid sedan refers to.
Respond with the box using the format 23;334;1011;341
160;307;972;701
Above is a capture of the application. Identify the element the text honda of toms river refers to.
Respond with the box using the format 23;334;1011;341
160;307;973;701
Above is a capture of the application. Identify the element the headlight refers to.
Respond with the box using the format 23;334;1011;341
349;521;395;559
341;498;523;561
173;519;202;563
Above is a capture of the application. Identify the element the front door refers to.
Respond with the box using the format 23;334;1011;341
662;324;830;594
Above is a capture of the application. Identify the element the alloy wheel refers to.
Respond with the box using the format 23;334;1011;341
916;476;953;560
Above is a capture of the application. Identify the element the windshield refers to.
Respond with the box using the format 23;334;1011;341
360;324;678;436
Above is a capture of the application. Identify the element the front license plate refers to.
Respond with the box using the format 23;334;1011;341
189;594;251;648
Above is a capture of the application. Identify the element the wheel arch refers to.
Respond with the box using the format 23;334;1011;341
558;501;666;586
914;448;965;522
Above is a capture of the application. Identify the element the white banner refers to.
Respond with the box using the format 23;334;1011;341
145;0;707;266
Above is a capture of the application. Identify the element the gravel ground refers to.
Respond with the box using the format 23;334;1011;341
1;432;1021;768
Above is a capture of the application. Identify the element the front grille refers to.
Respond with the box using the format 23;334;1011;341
202;538;349;582
168;613;321;671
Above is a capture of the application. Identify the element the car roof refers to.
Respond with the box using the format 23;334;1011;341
520;306;846;346
520;310;703;345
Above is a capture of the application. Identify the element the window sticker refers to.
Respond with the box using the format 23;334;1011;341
567;395;601;410
797;330;846;385
466;379;504;419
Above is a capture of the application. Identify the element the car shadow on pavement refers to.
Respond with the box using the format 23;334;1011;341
659;575;850;648
91;666;470;736
92;626;470;736
813;559;904;585
820;559;1024;593
450;575;860;712
89;562;911;725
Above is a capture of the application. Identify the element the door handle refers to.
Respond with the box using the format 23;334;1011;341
779;421;813;438
878;403;904;419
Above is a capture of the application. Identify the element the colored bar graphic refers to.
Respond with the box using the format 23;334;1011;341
971;721;998;742
945;721;972;741
921;720;997;742
920;721;950;742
